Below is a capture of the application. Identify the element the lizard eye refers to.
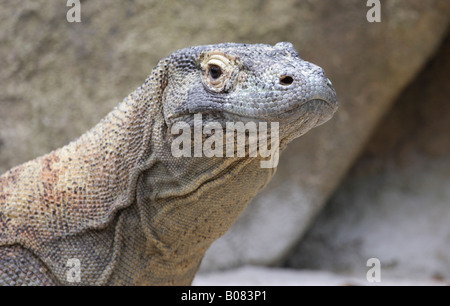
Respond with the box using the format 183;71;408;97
201;52;235;92
209;65;222;80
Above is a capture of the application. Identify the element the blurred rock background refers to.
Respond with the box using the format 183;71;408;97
284;32;450;281
0;0;449;285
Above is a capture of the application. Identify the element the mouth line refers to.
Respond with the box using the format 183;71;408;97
170;98;335;121
279;98;334;117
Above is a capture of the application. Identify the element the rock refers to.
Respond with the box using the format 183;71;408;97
285;32;450;280
192;265;447;286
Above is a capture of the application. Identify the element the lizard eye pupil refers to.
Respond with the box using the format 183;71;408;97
209;65;222;79
280;76;294;86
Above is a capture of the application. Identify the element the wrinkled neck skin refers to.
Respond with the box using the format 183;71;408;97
102;89;276;285
0;78;276;285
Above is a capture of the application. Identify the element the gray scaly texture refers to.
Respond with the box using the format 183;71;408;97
0;42;337;285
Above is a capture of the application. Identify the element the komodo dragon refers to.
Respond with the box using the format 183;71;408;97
0;42;337;285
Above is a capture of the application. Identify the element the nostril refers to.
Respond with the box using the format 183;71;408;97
279;75;294;86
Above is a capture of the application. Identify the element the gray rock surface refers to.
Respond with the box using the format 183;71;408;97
285;32;450;280
193;266;447;286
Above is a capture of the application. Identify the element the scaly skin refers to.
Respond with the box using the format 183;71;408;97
0;42;337;285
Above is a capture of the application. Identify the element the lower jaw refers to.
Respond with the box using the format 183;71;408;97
170;99;335;131
222;99;335;122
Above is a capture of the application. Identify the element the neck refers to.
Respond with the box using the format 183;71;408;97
106;118;276;284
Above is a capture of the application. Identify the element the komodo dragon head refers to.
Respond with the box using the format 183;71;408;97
161;42;337;149
0;42;337;285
